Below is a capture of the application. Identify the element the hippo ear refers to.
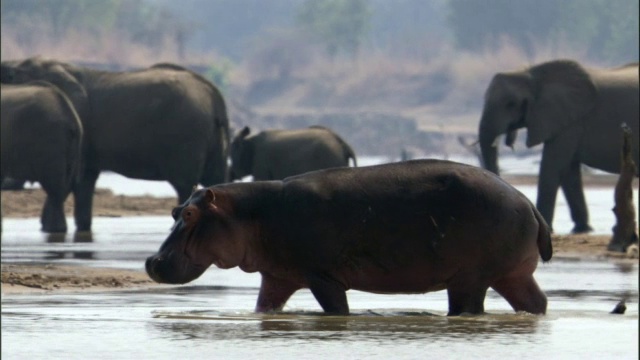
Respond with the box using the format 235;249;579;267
205;188;216;207
205;189;228;217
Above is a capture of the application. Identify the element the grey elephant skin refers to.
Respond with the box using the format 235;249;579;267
229;126;357;181
1;57;230;232
1;81;83;233
147;159;552;316
478;59;639;233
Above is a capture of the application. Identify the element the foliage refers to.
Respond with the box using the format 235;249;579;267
1;0;184;50
204;58;234;92
295;0;372;59
447;0;639;63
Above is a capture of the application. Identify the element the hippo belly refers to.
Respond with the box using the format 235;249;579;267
343;264;450;294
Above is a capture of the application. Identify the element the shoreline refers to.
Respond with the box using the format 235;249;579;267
2;176;638;296
2;234;637;296
1;174;636;220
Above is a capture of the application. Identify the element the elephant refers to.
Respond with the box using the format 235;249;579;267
1;81;83;233
1;57;230;232
229;125;357;181
478;59;639;233
1;177;26;190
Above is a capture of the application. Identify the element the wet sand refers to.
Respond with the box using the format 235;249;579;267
1;264;158;294
2;235;637;296
2;178;638;296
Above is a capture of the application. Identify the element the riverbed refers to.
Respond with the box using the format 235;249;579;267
1;155;638;359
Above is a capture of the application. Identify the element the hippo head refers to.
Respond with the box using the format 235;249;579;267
145;188;246;284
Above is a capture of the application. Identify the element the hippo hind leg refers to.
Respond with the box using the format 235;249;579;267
306;272;349;315
491;274;547;315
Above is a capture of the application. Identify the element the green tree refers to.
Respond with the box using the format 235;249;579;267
553;0;639;63
447;0;639;63
1;0;186;53
295;0;372;59
447;0;561;57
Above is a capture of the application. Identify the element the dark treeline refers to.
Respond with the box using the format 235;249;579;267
2;0;637;65
2;0;638;157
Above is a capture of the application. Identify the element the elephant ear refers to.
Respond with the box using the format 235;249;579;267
43;63;89;119
526;60;597;147
239;126;251;138
16;58;89;120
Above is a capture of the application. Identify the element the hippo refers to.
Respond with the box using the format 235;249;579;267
146;159;552;316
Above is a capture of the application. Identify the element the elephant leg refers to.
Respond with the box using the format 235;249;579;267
561;161;592;233
40;196;68;233
537;165;561;232
171;182;197;205
73;169;99;232
39;181;69;233
536;134;581;232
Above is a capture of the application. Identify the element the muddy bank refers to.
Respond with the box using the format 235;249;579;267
1;234;636;296
1;180;637;296
1;263;158;294
1;188;177;219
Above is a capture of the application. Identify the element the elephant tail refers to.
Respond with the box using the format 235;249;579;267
201;86;231;185
156;62;231;185
341;140;357;167
533;205;553;262
48;82;84;188
308;125;357;167
333;132;357;167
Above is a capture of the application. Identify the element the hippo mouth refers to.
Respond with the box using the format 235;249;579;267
145;253;207;284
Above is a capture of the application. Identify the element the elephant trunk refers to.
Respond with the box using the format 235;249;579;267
479;120;500;176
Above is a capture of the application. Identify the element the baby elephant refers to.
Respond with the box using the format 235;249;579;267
147;159;552;316
229;125;357;181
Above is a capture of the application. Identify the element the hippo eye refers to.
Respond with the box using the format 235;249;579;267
183;209;194;221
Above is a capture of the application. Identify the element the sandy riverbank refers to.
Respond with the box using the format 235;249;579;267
1;176;638;296
1;173;635;219
2;233;637;296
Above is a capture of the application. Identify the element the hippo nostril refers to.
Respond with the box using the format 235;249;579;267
145;256;162;274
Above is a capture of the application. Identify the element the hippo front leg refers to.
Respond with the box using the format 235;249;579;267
255;273;301;313
306;272;349;315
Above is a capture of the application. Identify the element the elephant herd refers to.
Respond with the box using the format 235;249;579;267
1;57;638;238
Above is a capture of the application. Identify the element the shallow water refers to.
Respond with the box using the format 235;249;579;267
2;155;639;359
2;215;639;359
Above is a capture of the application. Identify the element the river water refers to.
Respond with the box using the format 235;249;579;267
2;155;638;359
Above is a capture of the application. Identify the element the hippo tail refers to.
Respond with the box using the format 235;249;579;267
533;206;553;262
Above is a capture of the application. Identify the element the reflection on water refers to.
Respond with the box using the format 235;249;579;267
46;231;93;244
42;232;96;260
151;311;544;342
1;215;638;359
